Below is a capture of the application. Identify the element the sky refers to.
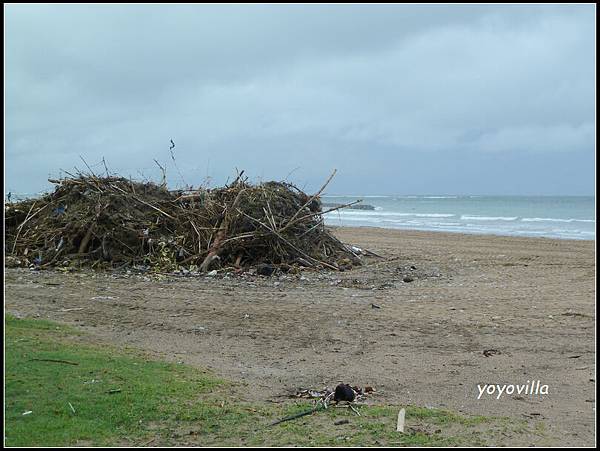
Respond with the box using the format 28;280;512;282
4;4;596;196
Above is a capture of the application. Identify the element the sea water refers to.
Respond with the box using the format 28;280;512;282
322;195;595;240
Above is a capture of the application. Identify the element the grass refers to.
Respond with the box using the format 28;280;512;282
5;315;532;446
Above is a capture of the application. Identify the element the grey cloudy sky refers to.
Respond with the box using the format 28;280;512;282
5;4;596;196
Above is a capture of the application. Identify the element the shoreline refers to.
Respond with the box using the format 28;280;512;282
328;224;596;243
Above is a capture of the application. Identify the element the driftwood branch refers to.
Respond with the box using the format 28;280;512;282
280;169;337;233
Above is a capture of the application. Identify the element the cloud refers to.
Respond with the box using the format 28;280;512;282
472;123;595;154
4;4;596;195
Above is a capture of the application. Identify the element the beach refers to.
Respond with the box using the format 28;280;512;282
4;227;595;446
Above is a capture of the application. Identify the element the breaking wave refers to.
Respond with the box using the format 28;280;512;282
460;215;518;221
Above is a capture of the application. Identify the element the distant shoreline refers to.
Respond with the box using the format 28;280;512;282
326;224;596;242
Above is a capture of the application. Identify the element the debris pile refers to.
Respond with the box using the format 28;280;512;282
290;384;375;402
272;383;375;426
5;172;363;272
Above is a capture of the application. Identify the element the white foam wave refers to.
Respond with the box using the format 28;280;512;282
461;215;518;221
328;211;456;218
322;195;391;199
423;196;458;199
522;217;595;223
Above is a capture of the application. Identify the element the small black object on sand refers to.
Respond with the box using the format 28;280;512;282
334;383;356;403
256;263;276;276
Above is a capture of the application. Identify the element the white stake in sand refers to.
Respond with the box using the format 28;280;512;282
396;408;406;433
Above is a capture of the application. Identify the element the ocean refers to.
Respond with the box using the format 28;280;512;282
322;195;596;240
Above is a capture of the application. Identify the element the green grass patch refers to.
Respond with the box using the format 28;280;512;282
5;314;223;446
5;314;533;446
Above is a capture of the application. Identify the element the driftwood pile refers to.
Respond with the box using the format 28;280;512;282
5;171;363;272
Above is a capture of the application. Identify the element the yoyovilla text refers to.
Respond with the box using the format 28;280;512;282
477;381;549;400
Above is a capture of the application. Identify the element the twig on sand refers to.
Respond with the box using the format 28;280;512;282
350;404;361;416
29;358;79;365
363;248;384;258
270;404;324;426
333;403;362;416
270;392;338;426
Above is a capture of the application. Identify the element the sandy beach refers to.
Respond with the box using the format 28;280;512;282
4;227;596;446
